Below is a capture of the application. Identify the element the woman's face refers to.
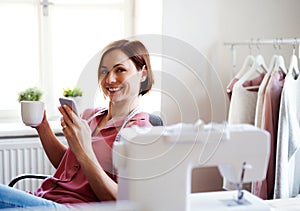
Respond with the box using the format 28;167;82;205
99;49;147;103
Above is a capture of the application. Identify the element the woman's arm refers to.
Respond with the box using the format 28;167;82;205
58;105;117;200
35;111;67;168
76;149;118;200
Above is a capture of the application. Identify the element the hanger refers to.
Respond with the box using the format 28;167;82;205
276;56;287;74
287;40;300;79
253;39;268;74
269;40;287;74
254;54;268;74
270;55;287;74
238;48;268;91
268;55;278;71
237;54;268;91
288;54;300;79
235;55;255;79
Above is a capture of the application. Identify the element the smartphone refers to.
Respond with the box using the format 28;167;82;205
59;97;79;116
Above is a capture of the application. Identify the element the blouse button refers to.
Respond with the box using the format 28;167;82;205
52;182;57;188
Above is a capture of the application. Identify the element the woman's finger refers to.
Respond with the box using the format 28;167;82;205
59;105;80;128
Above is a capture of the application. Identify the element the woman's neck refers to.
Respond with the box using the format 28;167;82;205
107;97;139;120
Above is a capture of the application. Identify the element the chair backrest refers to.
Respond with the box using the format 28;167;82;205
149;114;164;126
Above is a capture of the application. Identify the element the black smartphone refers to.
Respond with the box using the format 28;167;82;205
59;97;79;116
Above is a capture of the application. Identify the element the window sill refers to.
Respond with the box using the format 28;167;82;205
0;121;63;139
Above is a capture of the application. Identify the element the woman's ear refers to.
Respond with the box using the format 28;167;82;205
141;65;148;82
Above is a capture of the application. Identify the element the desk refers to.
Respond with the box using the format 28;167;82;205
267;197;300;211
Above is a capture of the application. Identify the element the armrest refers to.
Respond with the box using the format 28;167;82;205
8;174;50;187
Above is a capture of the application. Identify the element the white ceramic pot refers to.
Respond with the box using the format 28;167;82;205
21;101;44;126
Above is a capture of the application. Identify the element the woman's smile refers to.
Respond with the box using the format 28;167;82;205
107;86;123;92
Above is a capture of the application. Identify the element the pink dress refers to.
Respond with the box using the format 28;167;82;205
253;70;285;199
35;108;152;204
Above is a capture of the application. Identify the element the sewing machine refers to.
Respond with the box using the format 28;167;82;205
113;122;271;211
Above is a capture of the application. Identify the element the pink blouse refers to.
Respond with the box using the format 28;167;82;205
253;70;285;199
34;108;152;204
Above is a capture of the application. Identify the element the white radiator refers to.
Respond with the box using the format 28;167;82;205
0;136;64;192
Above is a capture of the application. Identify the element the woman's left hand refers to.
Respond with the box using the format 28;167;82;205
58;105;93;158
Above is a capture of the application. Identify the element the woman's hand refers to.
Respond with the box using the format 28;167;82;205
58;105;93;158
59;105;117;201
32;110;48;130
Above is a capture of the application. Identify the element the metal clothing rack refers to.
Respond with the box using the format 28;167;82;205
224;38;300;72
224;38;300;46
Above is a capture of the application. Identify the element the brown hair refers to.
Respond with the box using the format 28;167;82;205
98;39;153;96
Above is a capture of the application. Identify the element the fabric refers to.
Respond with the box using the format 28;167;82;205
34;108;152;204
274;70;300;199
228;72;265;124
253;70;285;199
254;68;273;128
226;77;239;100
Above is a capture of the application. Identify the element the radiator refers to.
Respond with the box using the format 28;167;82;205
0;137;63;192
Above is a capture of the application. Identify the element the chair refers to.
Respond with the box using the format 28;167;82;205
8;114;163;187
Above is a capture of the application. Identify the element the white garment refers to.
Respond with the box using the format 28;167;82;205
228;71;261;124
274;72;300;198
228;83;258;124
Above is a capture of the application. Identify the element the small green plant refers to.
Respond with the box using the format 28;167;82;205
63;87;83;97
18;87;43;102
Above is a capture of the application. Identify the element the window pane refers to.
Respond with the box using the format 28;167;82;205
50;3;125;115
0;2;39;117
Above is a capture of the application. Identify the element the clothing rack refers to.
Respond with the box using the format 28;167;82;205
224;38;300;72
224;38;300;46
225;38;300;200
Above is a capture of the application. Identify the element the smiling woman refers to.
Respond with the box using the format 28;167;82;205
0;38;157;209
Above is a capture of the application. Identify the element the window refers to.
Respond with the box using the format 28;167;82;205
0;0;133;121
0;1;40;120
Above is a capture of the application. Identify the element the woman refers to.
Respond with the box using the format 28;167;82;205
0;39;154;209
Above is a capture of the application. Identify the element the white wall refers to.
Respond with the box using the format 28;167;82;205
161;0;300;124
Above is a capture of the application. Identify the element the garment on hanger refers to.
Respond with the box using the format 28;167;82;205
253;69;285;199
228;61;266;124
255;54;287;127
274;61;300;198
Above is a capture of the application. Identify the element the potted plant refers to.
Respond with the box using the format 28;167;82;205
18;87;43;102
62;87;83;114
18;87;44;126
63;87;83;98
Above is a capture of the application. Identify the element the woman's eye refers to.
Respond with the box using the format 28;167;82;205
116;68;126;73
100;69;108;75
